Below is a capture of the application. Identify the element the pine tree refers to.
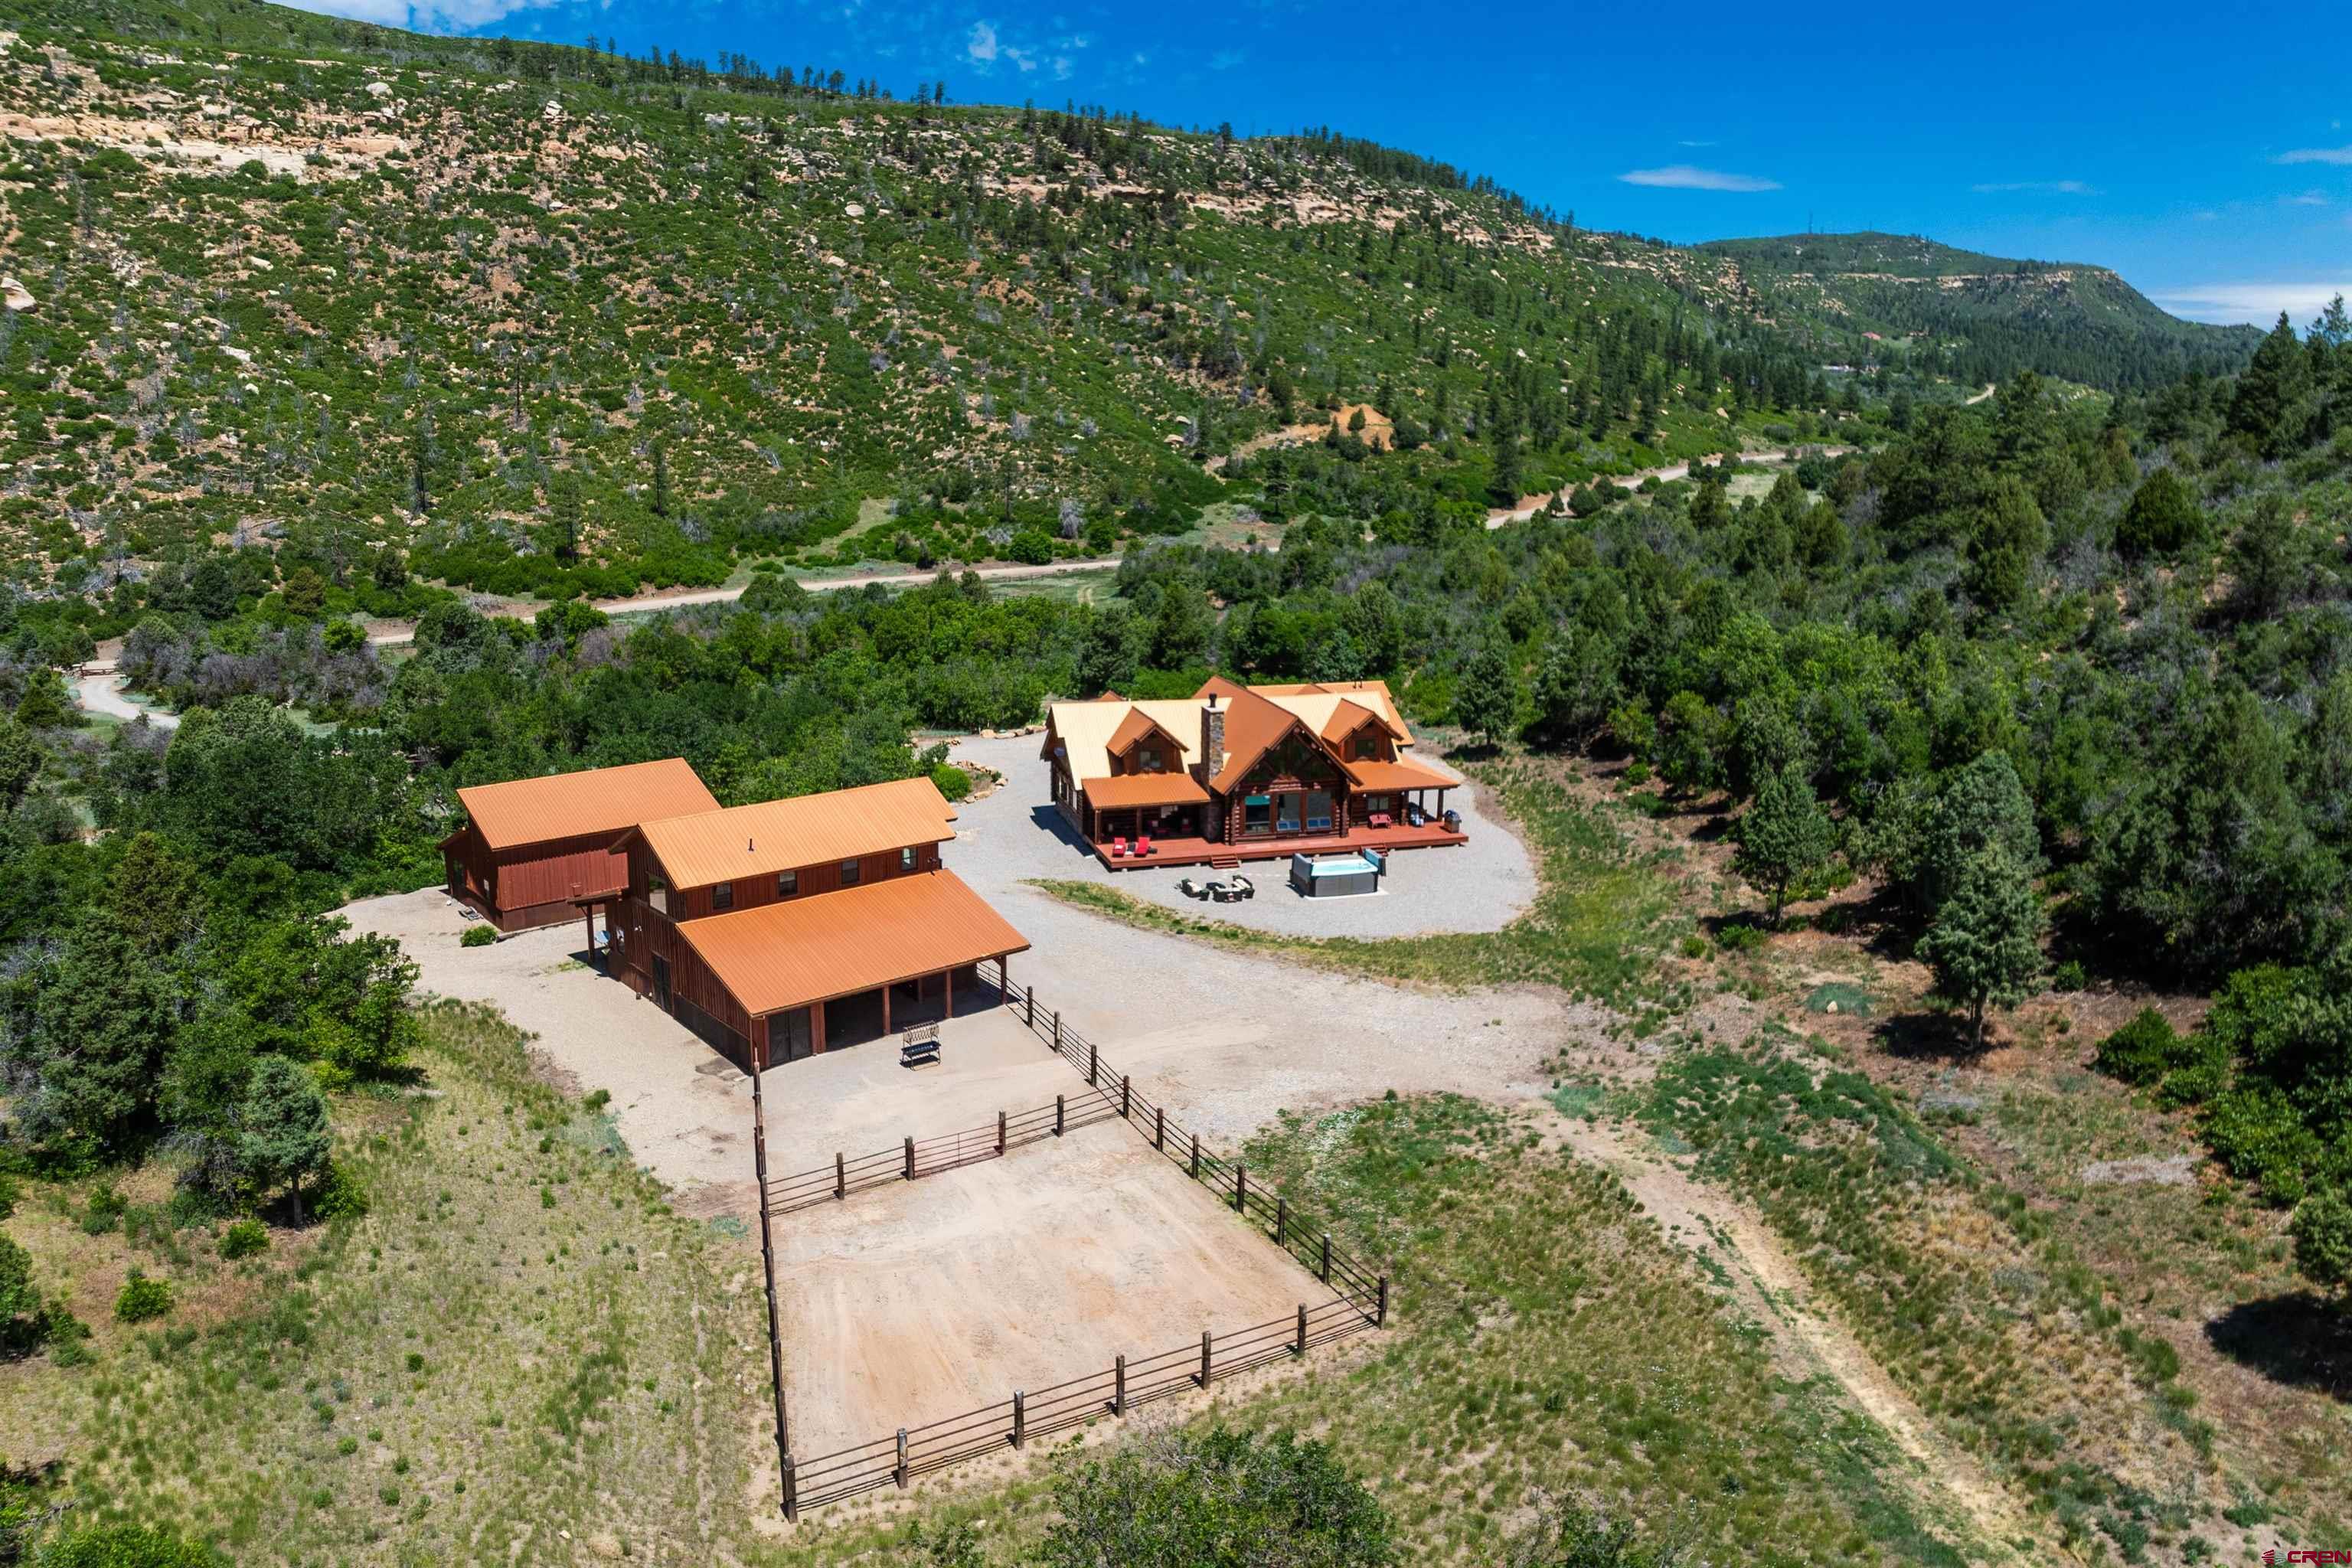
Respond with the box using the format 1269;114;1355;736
2227;312;2314;459
1733;760;1833;923
650;440;671;518
1919;846;2045;1049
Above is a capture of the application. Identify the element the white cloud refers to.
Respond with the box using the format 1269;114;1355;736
1676;139;1717;149
2286;190;2331;206
279;0;557;25
2149;282;2352;326
965;20;998;64
2275;145;2352;165
1209;48;1246;70
1970;179;2093;194
1618;165;1780;193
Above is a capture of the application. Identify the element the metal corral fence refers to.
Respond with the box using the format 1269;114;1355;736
760;1086;1121;1215
976;959;1390;1305
786;1287;1380;1514
766;963;1392;1520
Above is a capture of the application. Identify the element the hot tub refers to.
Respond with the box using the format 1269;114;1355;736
1289;851;1382;898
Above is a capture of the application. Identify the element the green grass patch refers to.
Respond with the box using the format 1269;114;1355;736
1031;760;1690;1008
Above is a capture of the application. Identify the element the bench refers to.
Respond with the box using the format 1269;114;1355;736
900;1021;941;1069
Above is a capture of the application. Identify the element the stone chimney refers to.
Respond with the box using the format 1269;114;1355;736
1201;692;1226;779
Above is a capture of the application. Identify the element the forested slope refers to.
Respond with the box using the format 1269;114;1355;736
1702;232;2262;391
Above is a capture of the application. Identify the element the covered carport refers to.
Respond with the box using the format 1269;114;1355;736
673;869;1032;1067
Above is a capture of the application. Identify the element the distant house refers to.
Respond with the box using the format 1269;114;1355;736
603;776;1030;1065
1040;678;1467;868
441;758;720;932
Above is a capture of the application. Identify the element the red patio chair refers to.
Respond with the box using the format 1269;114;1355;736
1138;835;1154;857
1112;836;1129;858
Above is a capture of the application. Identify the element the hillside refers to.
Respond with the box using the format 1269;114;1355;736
0;0;1848;615
1699;231;2262;391
0;0;2248;629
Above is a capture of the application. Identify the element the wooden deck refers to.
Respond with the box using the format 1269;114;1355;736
1092;823;1468;870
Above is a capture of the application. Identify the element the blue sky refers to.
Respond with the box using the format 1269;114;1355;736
288;0;2352;328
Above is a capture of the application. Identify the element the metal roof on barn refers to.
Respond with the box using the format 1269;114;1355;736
674;868;1029;1016
455;759;719;852
632;776;957;890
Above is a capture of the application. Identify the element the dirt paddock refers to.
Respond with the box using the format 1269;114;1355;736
762;1011;1338;1459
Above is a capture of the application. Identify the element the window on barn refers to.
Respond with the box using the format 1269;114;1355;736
840;858;861;886
711;881;733;911
900;846;915;871
777;869;798;898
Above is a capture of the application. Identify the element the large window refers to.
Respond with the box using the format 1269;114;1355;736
900;846;916;871
1304;791;1332;831
711;880;733;911
840;858;861;887
1276;794;1301;833
1243;794;1272;835
777;869;798;898
1137;746;1160;773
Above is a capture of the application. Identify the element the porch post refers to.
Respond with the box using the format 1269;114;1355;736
583;903;594;964
882;980;892;1035
812;999;827;1055
943;966;955;1021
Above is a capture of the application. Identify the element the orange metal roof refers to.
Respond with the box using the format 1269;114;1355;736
1082;773;1211;809
1250;679;1418;746
675;869;1030;1016
1344;757;1459;793
456;760;719;853
1199;677;1315;794
632;776;956;890
1106;707;1180;756
1318;697;1403;746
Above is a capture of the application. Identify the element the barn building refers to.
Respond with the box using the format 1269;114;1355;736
602;776;1030;1067
440;758;721;932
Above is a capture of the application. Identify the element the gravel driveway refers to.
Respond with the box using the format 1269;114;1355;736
939;733;1536;939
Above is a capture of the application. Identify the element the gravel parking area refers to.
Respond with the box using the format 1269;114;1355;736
941;733;1534;939
340;889;767;1212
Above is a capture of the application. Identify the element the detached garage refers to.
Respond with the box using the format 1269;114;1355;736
441;759;720;932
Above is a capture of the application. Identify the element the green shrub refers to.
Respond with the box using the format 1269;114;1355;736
2290;1185;2352;1300
2202;1082;2321;1204
113;1270;175;1324
929;762;972;802
218;1220;269;1260
2050;959;2088;992
582;1089;611;1113
79;1186;127;1236
36;1524;226;1566
459;923;497;948
1035;1426;1393;1568
2092;1010;2180;1086
312;1164;368;1221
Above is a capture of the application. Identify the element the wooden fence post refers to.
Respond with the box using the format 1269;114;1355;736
782;1455;797;1522
903;1135;915;1181
1377;1277;1388;1328
1154;1106;1165;1152
1295;1304;1308;1357
1011;1390;1025;1449
1198;1329;1212;1387
996;1109;1007;1155
1234;1163;1247;1214
1274;1197;1287;1247
1120;1075;1131;1119
895;1428;908;1489
1087;1042;1098;1086
1025;984;1036;1028
1055;1094;1066;1136
1319;1233;1331;1285
1114;1354;1127;1416
1052;1011;1061;1055
835;1152;845;1200
1189;1132;1200;1180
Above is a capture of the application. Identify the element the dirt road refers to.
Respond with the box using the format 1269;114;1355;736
363;555;1123;647
1484;443;1857;528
